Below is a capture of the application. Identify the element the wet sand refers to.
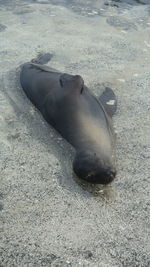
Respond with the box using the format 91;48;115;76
0;0;150;266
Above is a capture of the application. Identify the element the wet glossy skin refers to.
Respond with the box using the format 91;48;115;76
20;63;116;184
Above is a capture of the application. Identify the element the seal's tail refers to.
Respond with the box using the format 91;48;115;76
31;52;53;65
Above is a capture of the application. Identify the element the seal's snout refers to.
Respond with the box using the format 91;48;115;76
73;150;116;184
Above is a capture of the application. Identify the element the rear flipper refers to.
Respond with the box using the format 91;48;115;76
27;52;58;73
99;87;117;117
31;52;54;65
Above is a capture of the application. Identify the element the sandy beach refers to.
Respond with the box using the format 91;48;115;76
0;0;150;266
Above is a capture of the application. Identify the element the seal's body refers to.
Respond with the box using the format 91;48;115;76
20;54;117;184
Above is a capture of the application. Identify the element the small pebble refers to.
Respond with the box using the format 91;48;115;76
117;78;125;83
144;41;150;48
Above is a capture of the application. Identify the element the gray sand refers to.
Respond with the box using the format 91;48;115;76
0;0;150;266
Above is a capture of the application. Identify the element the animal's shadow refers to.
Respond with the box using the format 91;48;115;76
3;67;118;203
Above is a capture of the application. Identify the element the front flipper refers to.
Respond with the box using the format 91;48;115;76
59;73;84;93
99;87;117;117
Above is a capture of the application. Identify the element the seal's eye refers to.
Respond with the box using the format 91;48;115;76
81;86;84;94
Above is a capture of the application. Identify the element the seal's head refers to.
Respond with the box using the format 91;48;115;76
73;150;116;184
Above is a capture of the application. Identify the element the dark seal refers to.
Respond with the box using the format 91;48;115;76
20;53;117;184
